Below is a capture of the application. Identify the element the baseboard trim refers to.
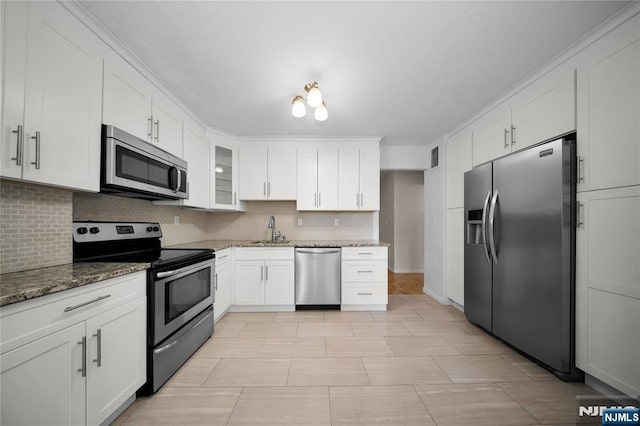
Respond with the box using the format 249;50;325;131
422;287;450;305
391;269;425;274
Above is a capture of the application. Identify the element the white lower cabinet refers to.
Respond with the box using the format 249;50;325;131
576;186;640;398
214;249;233;322
0;272;147;425
233;248;294;310
446;208;464;306
341;247;388;311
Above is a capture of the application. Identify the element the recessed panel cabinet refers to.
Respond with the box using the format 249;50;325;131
297;149;339;210
339;149;380;210
1;1;102;191
446;208;465;306
233;248;294;308
446;128;472;209
238;148;296;200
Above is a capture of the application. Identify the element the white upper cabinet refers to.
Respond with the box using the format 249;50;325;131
471;68;576;167
238;147;296;200
471;105;511;167
211;133;241;210
446;128;473;209
339;149;380;211
181;120;209;209
1;1;102;191
511;69;576;151
576;16;640;192
297;149;339;211
103;54;154;142
103;55;184;158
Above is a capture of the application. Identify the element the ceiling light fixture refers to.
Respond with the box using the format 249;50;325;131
215;165;224;173
291;81;328;122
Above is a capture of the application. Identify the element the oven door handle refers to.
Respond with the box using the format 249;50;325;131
157;269;179;279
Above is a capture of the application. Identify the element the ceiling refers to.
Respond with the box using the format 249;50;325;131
79;1;630;146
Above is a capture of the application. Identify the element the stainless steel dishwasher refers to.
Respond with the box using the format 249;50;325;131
295;247;341;307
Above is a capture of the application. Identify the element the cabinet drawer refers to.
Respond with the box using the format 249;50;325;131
341;247;387;260
342;284;388;305
235;247;294;261
1;272;146;354
216;249;233;266
342;261;387;282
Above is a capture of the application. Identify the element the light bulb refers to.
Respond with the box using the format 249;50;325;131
215;165;224;174
314;102;328;122
291;96;306;118
305;82;322;108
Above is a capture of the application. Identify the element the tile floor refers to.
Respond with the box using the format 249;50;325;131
114;294;598;425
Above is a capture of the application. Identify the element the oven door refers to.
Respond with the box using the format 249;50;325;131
102;125;188;199
153;258;214;345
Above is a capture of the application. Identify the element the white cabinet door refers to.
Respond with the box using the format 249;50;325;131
86;298;146;426
21;1;102;191
234;261;265;305
0;322;86;426
151;93;183;158
317;150;339;210
446;128;473;209
511;69;576;151
576;186;640;397
472;105;511;167
577;37;640;192
296;150;319;210
182;120;210;209
267;150;297;200
264;261;294;305
239;148;268;200
358;149;380;211
103;54;154;142
339;149;360;210
1;1;27;180
446;208;465;305
214;256;233;321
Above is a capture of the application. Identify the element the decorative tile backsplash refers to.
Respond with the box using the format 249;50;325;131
1;180;376;274
0;180;73;274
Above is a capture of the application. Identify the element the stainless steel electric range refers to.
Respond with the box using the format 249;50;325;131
73;221;215;394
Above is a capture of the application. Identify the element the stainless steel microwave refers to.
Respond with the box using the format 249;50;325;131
101;125;188;200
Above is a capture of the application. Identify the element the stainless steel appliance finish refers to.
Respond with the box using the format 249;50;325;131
73;221;215;394
464;136;580;380
295;248;341;306
101;124;188;200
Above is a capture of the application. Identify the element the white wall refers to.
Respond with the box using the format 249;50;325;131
393;172;424;273
423;139;448;303
379;173;395;268
380;146;428;170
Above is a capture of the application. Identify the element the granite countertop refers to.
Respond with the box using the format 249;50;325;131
0;262;150;307
167;240;390;250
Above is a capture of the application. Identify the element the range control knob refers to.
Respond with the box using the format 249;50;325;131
146;226;153;232
153;226;160;232
89;227;100;234
77;227;88;235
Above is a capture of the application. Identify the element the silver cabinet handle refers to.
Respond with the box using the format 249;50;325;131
577;202;584;228
157;270;179;279
357;252;373;255
481;190;492;264
314;192;317;207
11;125;23;166
263;182;266;196
358;292;373;296
578;156;584;183
148;117;153;138
154;120;160;141
267;182;271;196
504;128;509;149
261;265;264;281
234;192;237;205
31;131;41;169
215;273;218;291
64;294;111;312
78;336;86;377
488;189;499;264
318;192;321;207
510;125;516;146
360;192;364;207
358;270;374;273
356;193;359;208
92;329;102;367
265;265;269;281
218;254;229;260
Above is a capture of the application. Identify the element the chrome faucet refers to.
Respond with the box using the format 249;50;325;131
267;216;282;242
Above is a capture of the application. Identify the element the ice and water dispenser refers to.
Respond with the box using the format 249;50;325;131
467;209;484;245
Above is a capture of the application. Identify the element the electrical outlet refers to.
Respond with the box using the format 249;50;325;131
174;215;180;225
297;218;303;226
334;218;339;227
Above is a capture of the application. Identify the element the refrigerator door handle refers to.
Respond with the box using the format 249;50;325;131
488;189;499;264
481;190;492;264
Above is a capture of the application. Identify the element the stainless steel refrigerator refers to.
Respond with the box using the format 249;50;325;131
464;136;582;380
